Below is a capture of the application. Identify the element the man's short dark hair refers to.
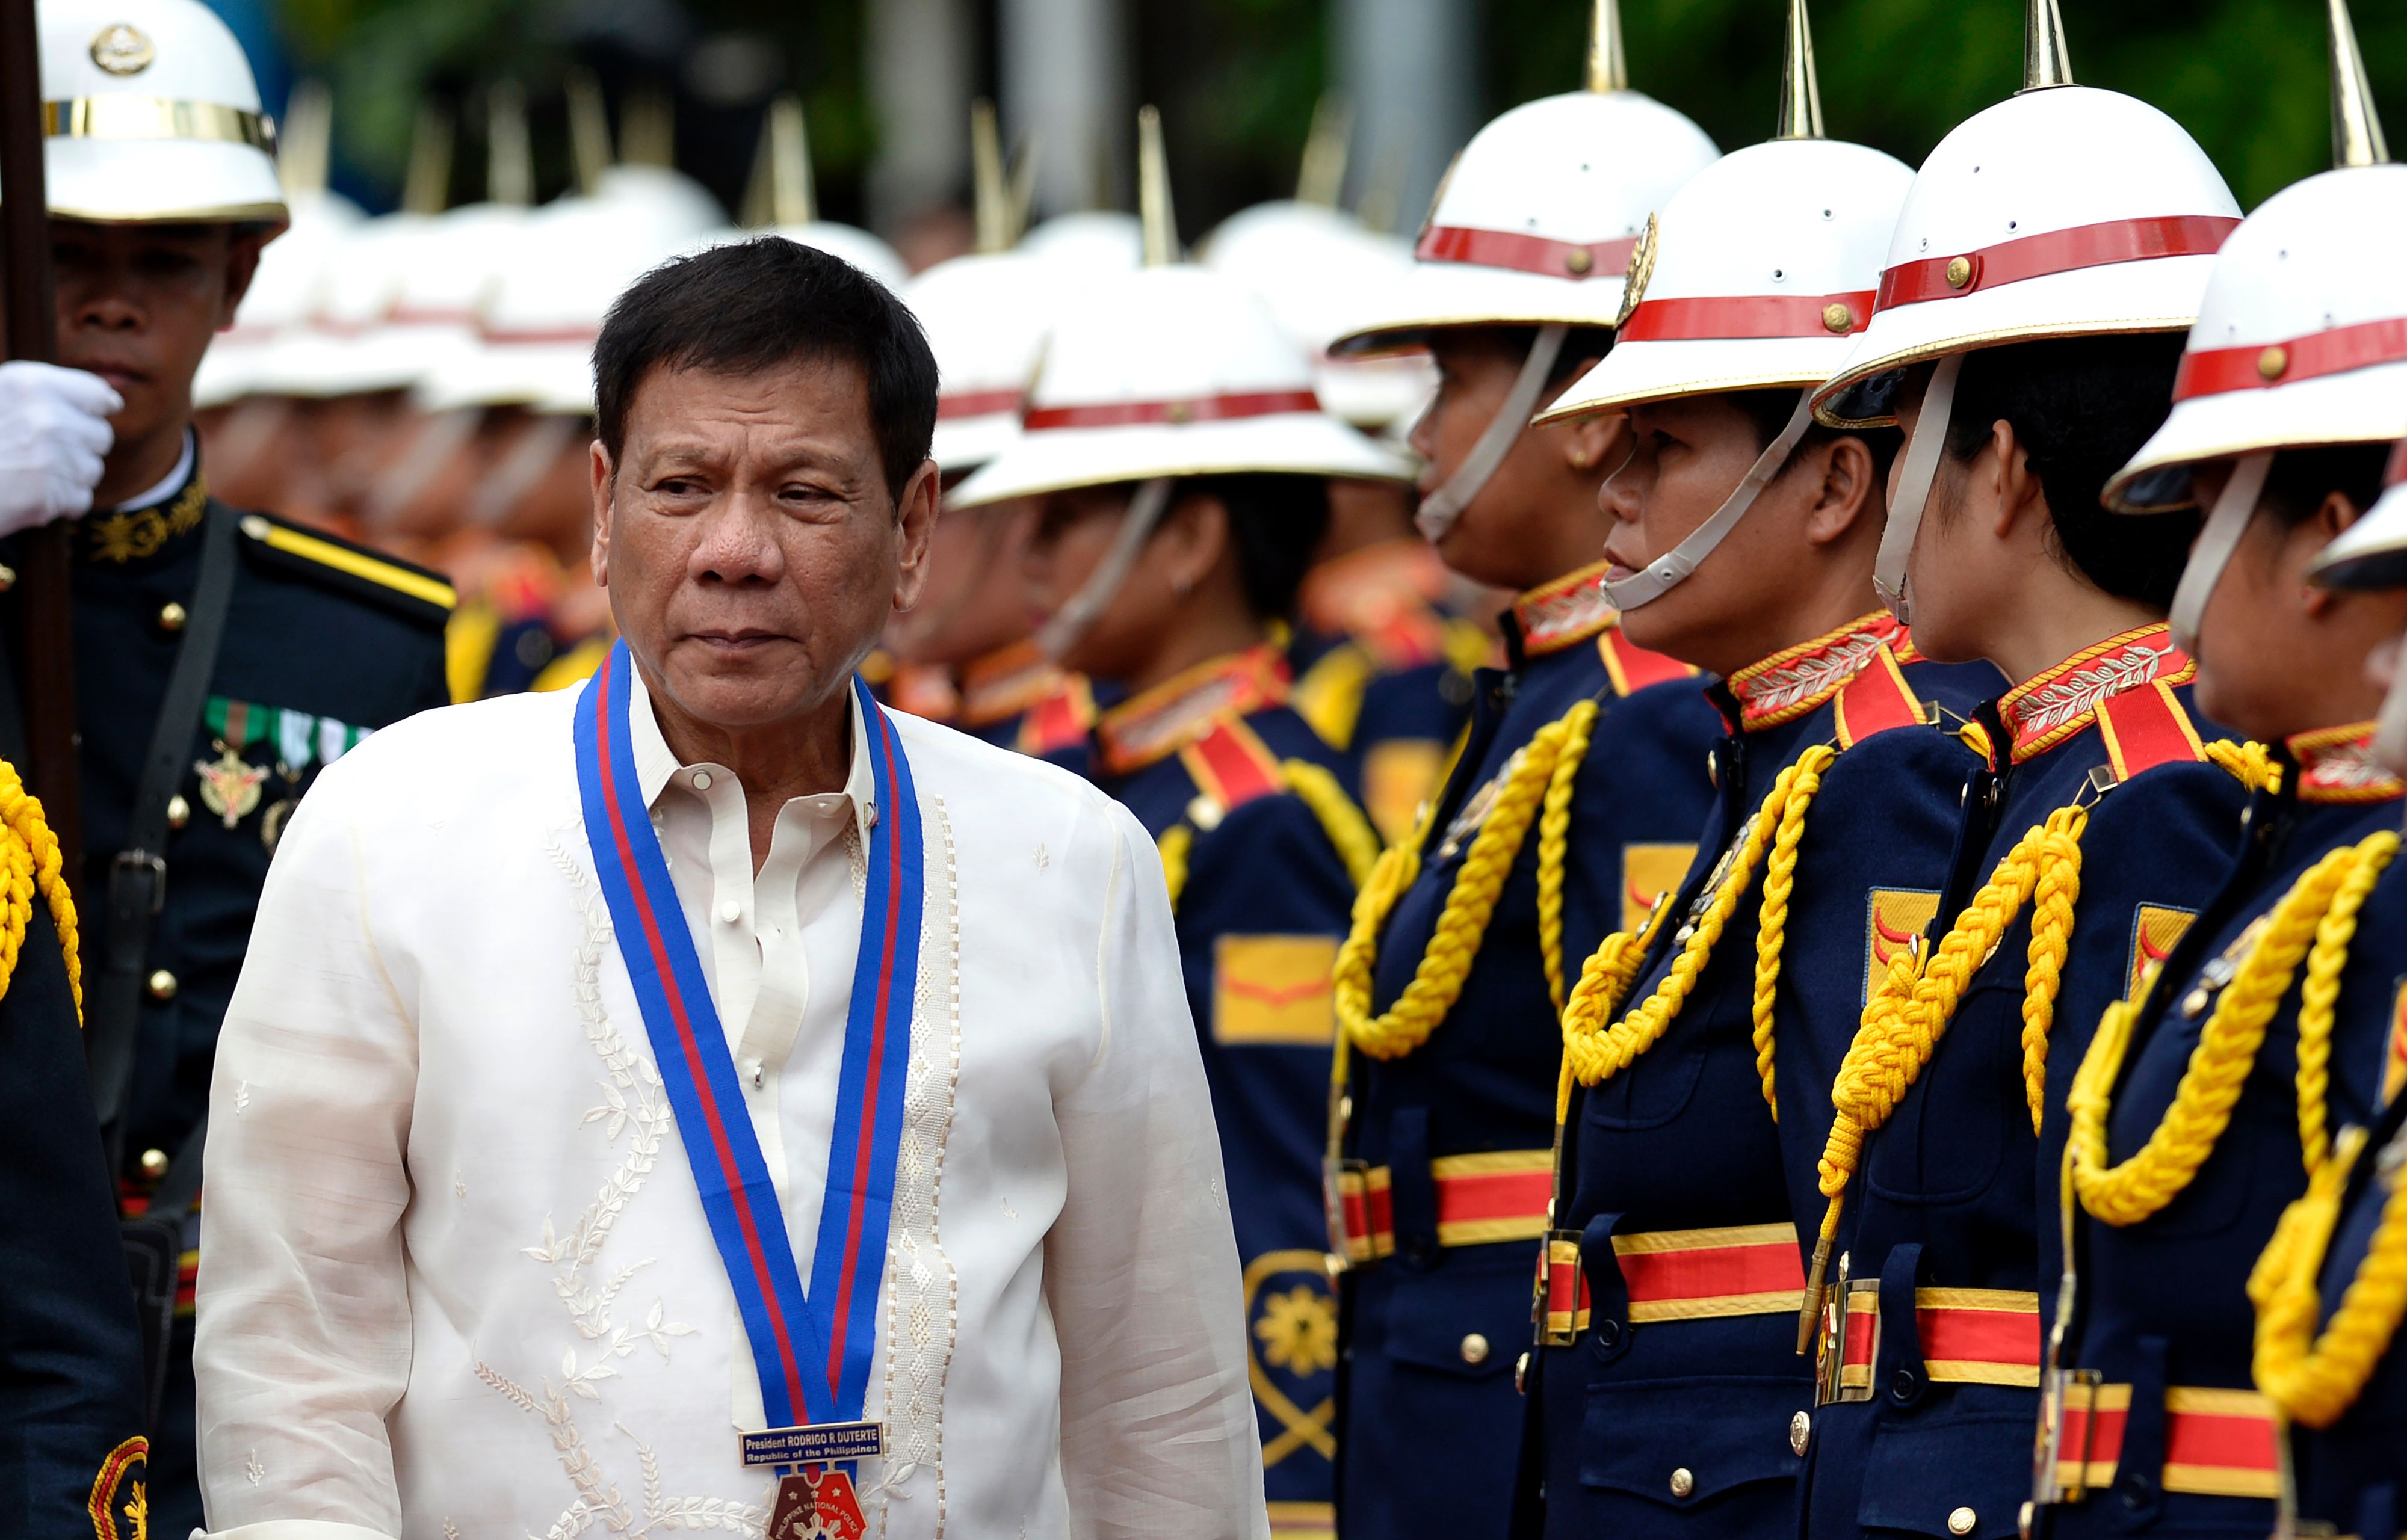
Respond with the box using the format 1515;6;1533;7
1939;333;2197;608
593;237;938;500
1731;388;1905;490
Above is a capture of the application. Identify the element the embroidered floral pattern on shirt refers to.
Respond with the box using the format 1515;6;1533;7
1511;559;1618;658
1095;645;1290;774
2288;721;2406;804
870;794;966;1538
466;838;744;1540
1725;612;1903;730
1998;624;2192;761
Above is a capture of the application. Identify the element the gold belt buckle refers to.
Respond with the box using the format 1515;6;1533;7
1536;1229;1583;1349
1323;1158;1371;1268
1813;1253;1879;1406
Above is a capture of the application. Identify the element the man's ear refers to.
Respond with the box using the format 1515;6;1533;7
216;230;268;328
891;458;941;613
2302;490;2368;619
589;440;614;586
1562;410;1628;476
1159;488;1231;595
1802;433;1877;547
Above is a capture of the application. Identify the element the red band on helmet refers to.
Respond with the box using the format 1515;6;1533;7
386;306;480;327
2172;316;2407;401
1023;389;1323;431
1415;224;1639;282
481;325;599;346
937;388;1025;420
1873;215;2240;311
1618;291;1877;342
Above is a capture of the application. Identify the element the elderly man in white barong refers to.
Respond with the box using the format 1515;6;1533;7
191;236;1268;1540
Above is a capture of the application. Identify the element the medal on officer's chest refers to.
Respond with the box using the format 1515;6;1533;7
194;698;269;829
575;647;923;1540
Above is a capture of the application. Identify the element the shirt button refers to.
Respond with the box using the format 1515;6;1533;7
743;1059;763;1088
166;793;190;830
1459;1332;1489;1365
1789;1409;1811;1455
717;901;741;924
1669;1468;1695;1498
147;969;178;1000
157;600;188;632
140;1147;171;1179
1948;1507;1977;1536
692;771;713;790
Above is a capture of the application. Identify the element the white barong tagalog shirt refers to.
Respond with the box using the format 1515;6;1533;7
193;673;1267;1540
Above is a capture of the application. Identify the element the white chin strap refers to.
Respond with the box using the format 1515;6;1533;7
2375;632;2407;780
1602;390;1815;611
1413;323;1569;543
1872;351;1965;627
2167;452;2273;658
1036;476;1175;660
364;407;479;527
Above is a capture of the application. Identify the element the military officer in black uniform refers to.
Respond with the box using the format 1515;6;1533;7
14;1;454;1530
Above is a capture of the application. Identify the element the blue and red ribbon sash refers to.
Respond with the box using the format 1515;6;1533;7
575;641;922;1438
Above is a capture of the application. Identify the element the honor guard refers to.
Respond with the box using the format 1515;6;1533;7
1519;5;2004;1532
1315;7;1729;1537
887;224;1096;770
2026;23;2407;1533
2272;431;2407;1540
1790;3;2255;1532
1207;196;1482;842
948;116;1401;1538
18;0;456;1525
0;770;149;1536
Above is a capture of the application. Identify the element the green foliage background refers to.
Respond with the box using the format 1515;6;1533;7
284;0;2402;226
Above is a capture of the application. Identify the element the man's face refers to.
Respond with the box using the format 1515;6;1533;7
52;220;261;455
593;358;936;733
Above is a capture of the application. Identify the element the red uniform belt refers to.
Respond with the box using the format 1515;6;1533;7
1334;1150;1553;1264
2041;1377;2280;1502
1816;1281;2040;1405
1537;1222;1806;1346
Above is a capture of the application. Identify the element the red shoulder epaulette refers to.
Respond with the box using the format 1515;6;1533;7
2093;681;2207;782
1597;625;1697;697
1832;645;1929;748
1178;717;1287;821
1015;678;1097;757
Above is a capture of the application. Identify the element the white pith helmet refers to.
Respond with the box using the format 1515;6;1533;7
1531;0;1913;612
190;186;360;407
2317;439;2407;591
1326;5;1717;356
906;251;1066;472
415;196;725;416
2110;2;2403;520
945;262;1409;507
243;211;437;398
1812;1;2239;430
37;0;286;227
1205;203;1436;431
2093;0;2405;657
767;222;908;292
305;202;536;399
1808;0;2242;624
1543;0;1907;424
1019;211;1145;274
948;109;1406;510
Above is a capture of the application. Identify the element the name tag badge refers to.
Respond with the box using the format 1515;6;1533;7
740;1420;888;1470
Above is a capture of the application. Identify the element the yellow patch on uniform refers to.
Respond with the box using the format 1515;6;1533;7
1863;889;1942;1003
1621;843;1699;934
1213;935;1339;1046
1361;737;1447;846
2384;978;2407;1109
2126;904;2198;999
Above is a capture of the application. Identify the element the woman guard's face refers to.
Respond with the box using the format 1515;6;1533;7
593;356;936;733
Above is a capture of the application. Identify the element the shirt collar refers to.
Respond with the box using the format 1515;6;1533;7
114;429;197;513
1723;610;1905;733
2285;720;2406;804
1995;623;2192;764
1095;644;1289;775
1507;558;1619;660
625;663;877;834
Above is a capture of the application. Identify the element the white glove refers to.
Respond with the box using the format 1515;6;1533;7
0;361;120;537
